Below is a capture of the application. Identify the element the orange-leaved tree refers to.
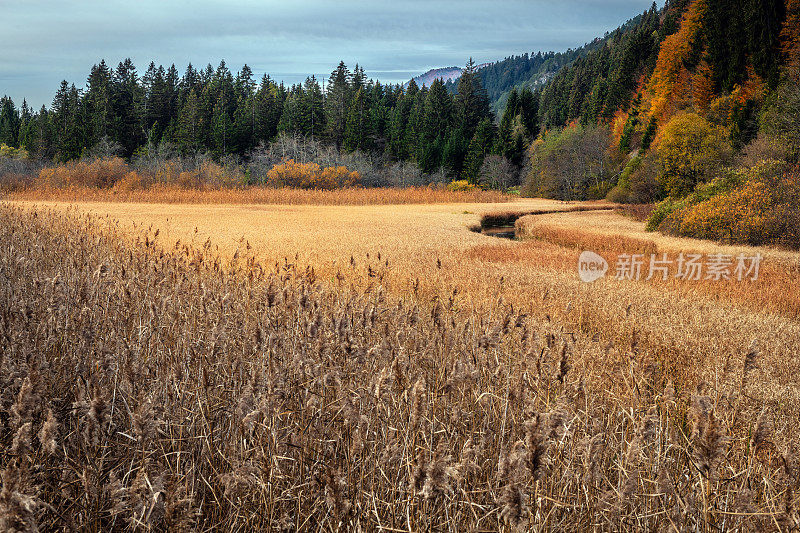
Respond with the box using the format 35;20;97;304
782;0;800;75
646;0;707;120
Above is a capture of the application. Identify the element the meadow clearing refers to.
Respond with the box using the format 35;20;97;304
1;193;799;530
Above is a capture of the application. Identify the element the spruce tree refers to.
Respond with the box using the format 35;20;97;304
211;95;232;156
254;75;281;145
344;87;368;152
84;60;113;147
302;76;325;140
325;61;352;147
462;118;496;183
388;91;412;159
0;96;20;147
456;58;491;140
519;88;539;138
111;59;144;157
405;84;427;160
418;80;453;173
176;89;201;152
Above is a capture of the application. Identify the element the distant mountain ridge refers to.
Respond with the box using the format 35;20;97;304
408;29;628;113
407;64;490;88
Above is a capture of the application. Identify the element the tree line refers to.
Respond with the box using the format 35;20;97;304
0;58;543;184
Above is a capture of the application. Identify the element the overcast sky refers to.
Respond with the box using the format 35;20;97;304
1;0;660;109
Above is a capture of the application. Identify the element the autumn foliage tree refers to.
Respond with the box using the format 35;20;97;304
657;112;732;196
646;0;707;120
265;160;360;189
782;0;800;74
692;61;715;114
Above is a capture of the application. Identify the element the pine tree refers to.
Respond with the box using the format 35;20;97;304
519;88;539;138
183;63;199;94
19;106;53;157
745;0;786;86
18;106;46;155
388;90;412;160
51;81;84;161
389;81;419;160
236;64;256;101
253;75;281;145
498;89;518;152
405;83;427;160
641;116;657;151
441;127;467;176
277;85;305;136
368;82;388;151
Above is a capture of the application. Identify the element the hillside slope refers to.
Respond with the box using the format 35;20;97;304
536;0;793;145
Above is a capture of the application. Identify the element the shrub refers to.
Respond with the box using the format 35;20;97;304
319;166;361;189
628;152;663;203
606;153;662;204
0;143;29;160
586;180;614;200
266;160;360;189
0;144;40;190
760;78;800;162
38;157;130;188
737;134;790;168
447;179;479;192
646;197;686;232
615;203;655;222
111;171;145;193
606;156;640;203
656;164;800;248
606;184;630;203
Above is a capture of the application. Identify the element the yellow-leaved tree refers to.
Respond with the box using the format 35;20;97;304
656;112;731;197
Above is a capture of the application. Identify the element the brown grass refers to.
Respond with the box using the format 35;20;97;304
516;210;800;318
479;203;613;228
615;203;656;222
2;201;799;530
2;184;512;205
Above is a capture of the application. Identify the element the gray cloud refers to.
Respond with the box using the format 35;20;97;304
0;0;660;108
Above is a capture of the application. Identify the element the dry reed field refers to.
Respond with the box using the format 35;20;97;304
1;185;510;206
2;197;800;531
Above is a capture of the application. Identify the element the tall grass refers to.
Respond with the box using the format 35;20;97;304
0;205;797;530
3;184;511;205
480;204;613;229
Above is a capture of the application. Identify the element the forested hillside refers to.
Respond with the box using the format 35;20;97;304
444;50;585;111
523;0;800;247
448;13;646;113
